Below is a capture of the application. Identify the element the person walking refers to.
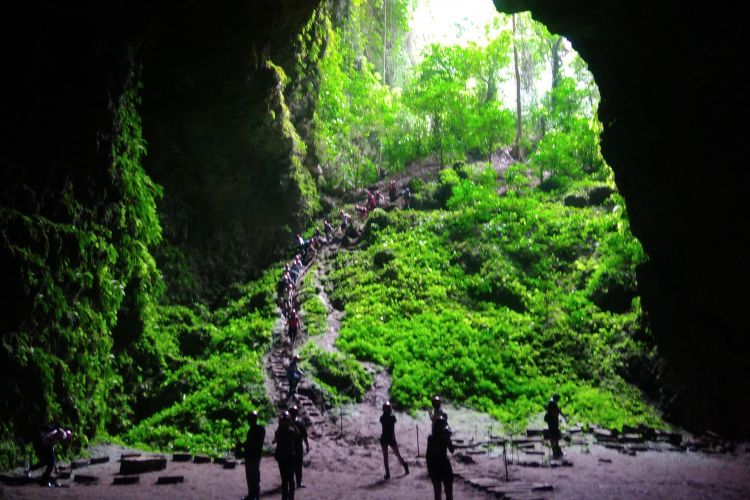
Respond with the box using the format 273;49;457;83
544;393;568;459
273;411;299;500
288;405;310;488
426;413;455;500
379;401;409;480
286;354;303;400
26;424;72;487
427;395;447;423
244;411;265;500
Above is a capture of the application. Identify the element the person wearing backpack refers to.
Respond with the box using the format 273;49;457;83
426;413;455;500
26;424;72;487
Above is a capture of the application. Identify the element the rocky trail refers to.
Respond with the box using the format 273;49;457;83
3;167;750;499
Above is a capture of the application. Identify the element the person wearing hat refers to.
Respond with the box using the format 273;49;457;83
244;411;265;500
273;411;299;500
26;424;72;487
544;393;568;459
286;354;303;400
426;413;455;500
288;405;309;488
379;401;409;480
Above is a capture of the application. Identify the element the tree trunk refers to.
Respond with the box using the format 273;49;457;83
512;14;524;160
551;36;563;91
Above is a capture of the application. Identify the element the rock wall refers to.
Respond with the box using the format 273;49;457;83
141;0;322;302
495;0;750;436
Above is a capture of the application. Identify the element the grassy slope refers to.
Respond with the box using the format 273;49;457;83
327;166;661;429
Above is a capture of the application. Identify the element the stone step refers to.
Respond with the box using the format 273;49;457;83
156;476;184;485
73;474;99;484
119;455;167;475
90;456;110;465
113;475;140;485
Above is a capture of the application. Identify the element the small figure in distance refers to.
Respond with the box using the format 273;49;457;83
244;411;265;500
379;401;409;480
272;411;299;500
426;413;455;500
544;393;568;459
287;309;300;345
367;190;377;211
26;424;72;487
323;218;334;241
339;210;351;232
286;354;303;400
389;180;398;203
288;405;310;488
402;186;412;209
355;204;369;219
427;395;446;423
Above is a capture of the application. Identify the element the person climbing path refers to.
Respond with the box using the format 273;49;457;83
379;401;409;480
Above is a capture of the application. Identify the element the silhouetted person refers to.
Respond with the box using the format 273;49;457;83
286;354;303;400
402;186;412;208
379;401;409;480
287;309;300;345
273;411;299;500
426;413;454;500
244;411;265;500
544;393;567;459
340;210;351;232
427;395;446;423
389;180;398;202
288;406;309;488
26;424;72;487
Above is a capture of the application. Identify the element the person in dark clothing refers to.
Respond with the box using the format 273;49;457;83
379;401;409;480
244;411;266;500
288;405;309;488
273;411;299;500
287;309;300;345
427;395;447;423
389;180;398;203
426;413;455;500
544;393;568;459
26;425;72;486
286;354;303;399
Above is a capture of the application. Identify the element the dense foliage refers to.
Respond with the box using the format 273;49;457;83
0;84;163;468
326;168;660;429
123;267;281;455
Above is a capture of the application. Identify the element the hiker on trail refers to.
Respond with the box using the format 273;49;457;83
389;180;398;202
26;424;72;487
402;186;412;208
340;210;352;231
544;393;568;459
355;204;368;219
323;218;334;240
367;190;377;211
273;411;299;500
287;309;301;345
375;188;384;206
244;410;266;500
288;405;310;488
428;395;447;424
286;354;303;399
426;413;455;500
379;401;409;480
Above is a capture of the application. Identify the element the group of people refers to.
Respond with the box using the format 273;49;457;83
244;405;309;500
278;255;306;345
243;392;568;500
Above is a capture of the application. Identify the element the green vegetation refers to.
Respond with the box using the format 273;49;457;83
299;342;373;403
298;265;328;337
0;83;163;468
123;267;281;455
327;167;659;429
